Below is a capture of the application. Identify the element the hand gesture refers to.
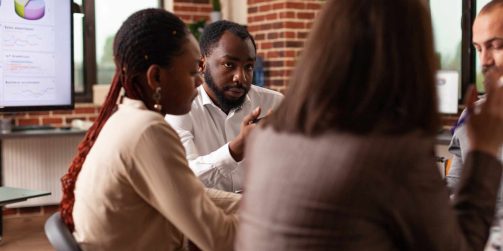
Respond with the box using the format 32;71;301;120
229;107;261;161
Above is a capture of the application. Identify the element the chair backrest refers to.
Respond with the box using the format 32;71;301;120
44;212;81;251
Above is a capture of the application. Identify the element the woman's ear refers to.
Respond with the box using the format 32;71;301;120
198;56;205;73
146;64;161;90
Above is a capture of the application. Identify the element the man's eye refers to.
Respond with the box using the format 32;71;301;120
224;63;233;68
246;65;255;71
493;42;503;50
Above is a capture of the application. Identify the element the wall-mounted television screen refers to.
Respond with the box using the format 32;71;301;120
0;0;73;112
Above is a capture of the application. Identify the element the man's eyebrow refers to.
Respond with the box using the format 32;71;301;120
474;37;503;46
221;55;256;61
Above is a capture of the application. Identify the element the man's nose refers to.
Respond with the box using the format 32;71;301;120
480;49;495;67
233;68;248;83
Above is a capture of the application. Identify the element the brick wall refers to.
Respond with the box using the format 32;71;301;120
0;104;99;128
247;0;323;93
174;0;212;24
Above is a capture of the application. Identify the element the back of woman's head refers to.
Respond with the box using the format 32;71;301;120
60;8;188;230
269;0;439;136
113;8;188;100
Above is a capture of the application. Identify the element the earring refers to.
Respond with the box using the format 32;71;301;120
152;86;162;112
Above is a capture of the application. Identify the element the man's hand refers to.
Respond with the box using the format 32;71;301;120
229;107;261;161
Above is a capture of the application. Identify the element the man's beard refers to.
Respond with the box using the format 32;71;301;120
204;69;248;112
482;66;503;89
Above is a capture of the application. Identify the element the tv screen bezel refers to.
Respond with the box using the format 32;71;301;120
0;0;75;112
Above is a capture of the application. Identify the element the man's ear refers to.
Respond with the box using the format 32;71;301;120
146;64;161;90
199;56;206;73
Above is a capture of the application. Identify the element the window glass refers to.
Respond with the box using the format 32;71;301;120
95;1;159;85
476;0;492;93
429;0;462;78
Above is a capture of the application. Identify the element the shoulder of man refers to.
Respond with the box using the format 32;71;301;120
249;85;284;98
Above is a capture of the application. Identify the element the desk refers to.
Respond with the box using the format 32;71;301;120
0;186;50;240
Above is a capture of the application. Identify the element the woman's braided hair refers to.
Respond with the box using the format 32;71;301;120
60;8;188;230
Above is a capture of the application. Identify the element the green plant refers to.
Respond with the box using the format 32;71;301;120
188;19;206;40
211;0;221;12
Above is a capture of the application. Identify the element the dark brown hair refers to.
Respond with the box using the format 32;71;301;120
60;9;188;231
267;0;439;136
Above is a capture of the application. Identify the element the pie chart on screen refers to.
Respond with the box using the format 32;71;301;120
15;0;45;20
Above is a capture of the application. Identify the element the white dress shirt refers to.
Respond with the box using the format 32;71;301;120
165;85;283;192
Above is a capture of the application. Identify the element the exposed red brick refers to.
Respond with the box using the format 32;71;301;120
285;21;305;29
260;23;272;30
272;22;283;29
248;25;260;33
298;31;309;39
285;50;296;57
17;118;40;126
248;0;324;90
2;208;18;216
266;50;283;58
297;12;315;20
198;6;213;12
268;60;284;67
265;13;278;20
261;42;273;50
286;60;296;67
52;110;73;115
248;6;258;14
42;117;64;125
174;5;198;12
259;5;272;12
254;33;265;40
285;31;296;39
248;0;270;4
267;32;279;40
280;11;295;19
273;41;285;48
306;2;322;10
75;107;97;114
272;2;286;10
175;0;209;3
27;111;50;116
253;14;266;22
285;2;305;10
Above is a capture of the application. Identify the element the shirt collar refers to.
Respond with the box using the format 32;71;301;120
120;97;147;110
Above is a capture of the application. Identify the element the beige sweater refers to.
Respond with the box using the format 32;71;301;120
73;98;239;251
237;127;502;251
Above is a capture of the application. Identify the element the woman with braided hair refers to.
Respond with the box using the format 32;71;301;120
60;9;239;250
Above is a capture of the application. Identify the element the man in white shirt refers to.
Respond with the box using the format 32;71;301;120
165;20;283;192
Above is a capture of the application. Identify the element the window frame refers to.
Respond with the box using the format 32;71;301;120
74;0;164;103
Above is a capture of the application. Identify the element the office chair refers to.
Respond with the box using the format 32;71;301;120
44;212;81;251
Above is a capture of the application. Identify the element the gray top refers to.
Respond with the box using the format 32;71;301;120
237;127;502;251
447;108;503;217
